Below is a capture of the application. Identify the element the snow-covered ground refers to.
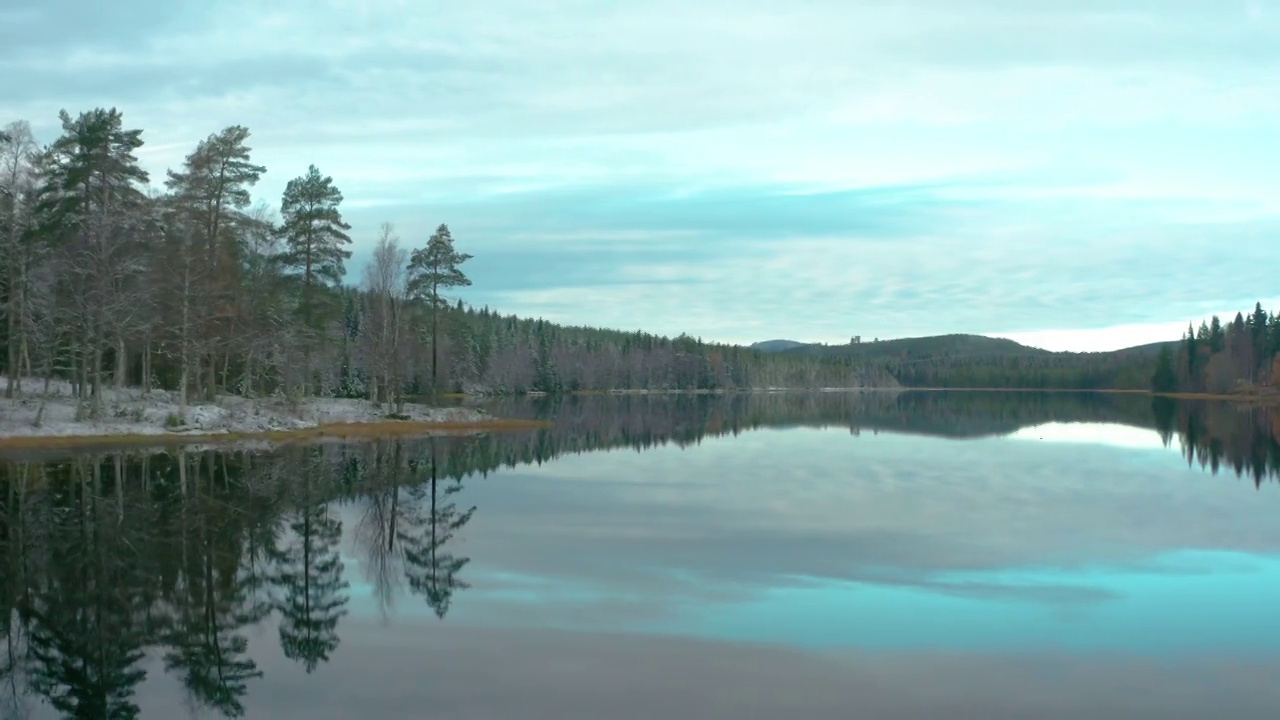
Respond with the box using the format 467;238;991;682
0;378;489;440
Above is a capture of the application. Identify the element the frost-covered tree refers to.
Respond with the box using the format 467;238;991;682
361;223;410;411
164;125;267;399
33;108;150;416
1;120;39;398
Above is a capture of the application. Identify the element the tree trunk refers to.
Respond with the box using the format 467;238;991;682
180;261;191;420
115;336;126;389
179;360;189;422
242;350;255;397
388;296;400;414
76;335;88;400
219;352;231;398
91;341;103;415
431;303;439;401
19;329;30;382
206;353;218;401
4;259;15;398
143;336;152;393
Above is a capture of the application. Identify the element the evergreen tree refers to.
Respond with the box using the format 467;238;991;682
164;125;266;399
33;108;151;416
1209;315;1224;352
1184;323;1199;386
1151;344;1178;393
277;165;351;390
407;223;471;396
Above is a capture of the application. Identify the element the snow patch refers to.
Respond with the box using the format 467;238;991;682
0;377;490;441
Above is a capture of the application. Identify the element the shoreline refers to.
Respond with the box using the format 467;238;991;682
5;383;1276;452
478;385;1280;404
898;387;1280;404
0;379;549;452
0;417;550;452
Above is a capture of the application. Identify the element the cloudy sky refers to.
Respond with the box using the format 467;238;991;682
4;0;1279;350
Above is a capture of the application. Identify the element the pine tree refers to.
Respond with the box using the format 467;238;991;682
164;126;266;398
34;108;150;416
1151;344;1178;393
277;165;351;392
1209;315;1224;352
407;223;471;396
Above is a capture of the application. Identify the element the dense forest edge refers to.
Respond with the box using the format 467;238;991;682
0;109;891;439
3;109;1276;438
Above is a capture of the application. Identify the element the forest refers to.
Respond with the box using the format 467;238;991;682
882;350;1159;390
1150;302;1280;396
5;109;1275;408
0;109;889;419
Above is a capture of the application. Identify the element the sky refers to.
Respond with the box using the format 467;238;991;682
3;0;1280;351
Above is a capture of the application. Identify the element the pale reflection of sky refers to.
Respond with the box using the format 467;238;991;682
340;426;1280;654
1007;421;1172;450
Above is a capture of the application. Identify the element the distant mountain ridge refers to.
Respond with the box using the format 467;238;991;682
748;339;808;352
749;333;1174;361
745;333;1179;390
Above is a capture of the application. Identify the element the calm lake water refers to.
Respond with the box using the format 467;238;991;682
3;391;1280;719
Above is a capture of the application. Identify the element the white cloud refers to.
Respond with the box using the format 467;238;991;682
5;0;1280;347
1001;298;1280;352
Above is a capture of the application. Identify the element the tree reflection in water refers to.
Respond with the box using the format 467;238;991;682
1;390;1278;716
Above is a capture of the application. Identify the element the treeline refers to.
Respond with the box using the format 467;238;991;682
1151;302;1280;395
335;296;895;397
884;352;1158;390
0;110;888;419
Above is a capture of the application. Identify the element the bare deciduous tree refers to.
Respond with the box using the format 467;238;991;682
1;121;38;398
361;222;410;413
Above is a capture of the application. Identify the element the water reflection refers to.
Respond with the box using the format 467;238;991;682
1;391;1279;718
0;439;477;718
474;390;1280;487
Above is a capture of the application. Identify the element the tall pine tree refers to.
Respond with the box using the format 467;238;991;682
164;126;267;399
277;165;351;393
34;108;150;415
407;223;471;395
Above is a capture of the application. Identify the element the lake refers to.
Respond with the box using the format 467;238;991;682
3;390;1280;719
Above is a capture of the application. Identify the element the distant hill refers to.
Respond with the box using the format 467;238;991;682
1090;340;1174;359
753;332;1180;390
778;333;1052;362
770;333;1176;362
749;339;808;352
